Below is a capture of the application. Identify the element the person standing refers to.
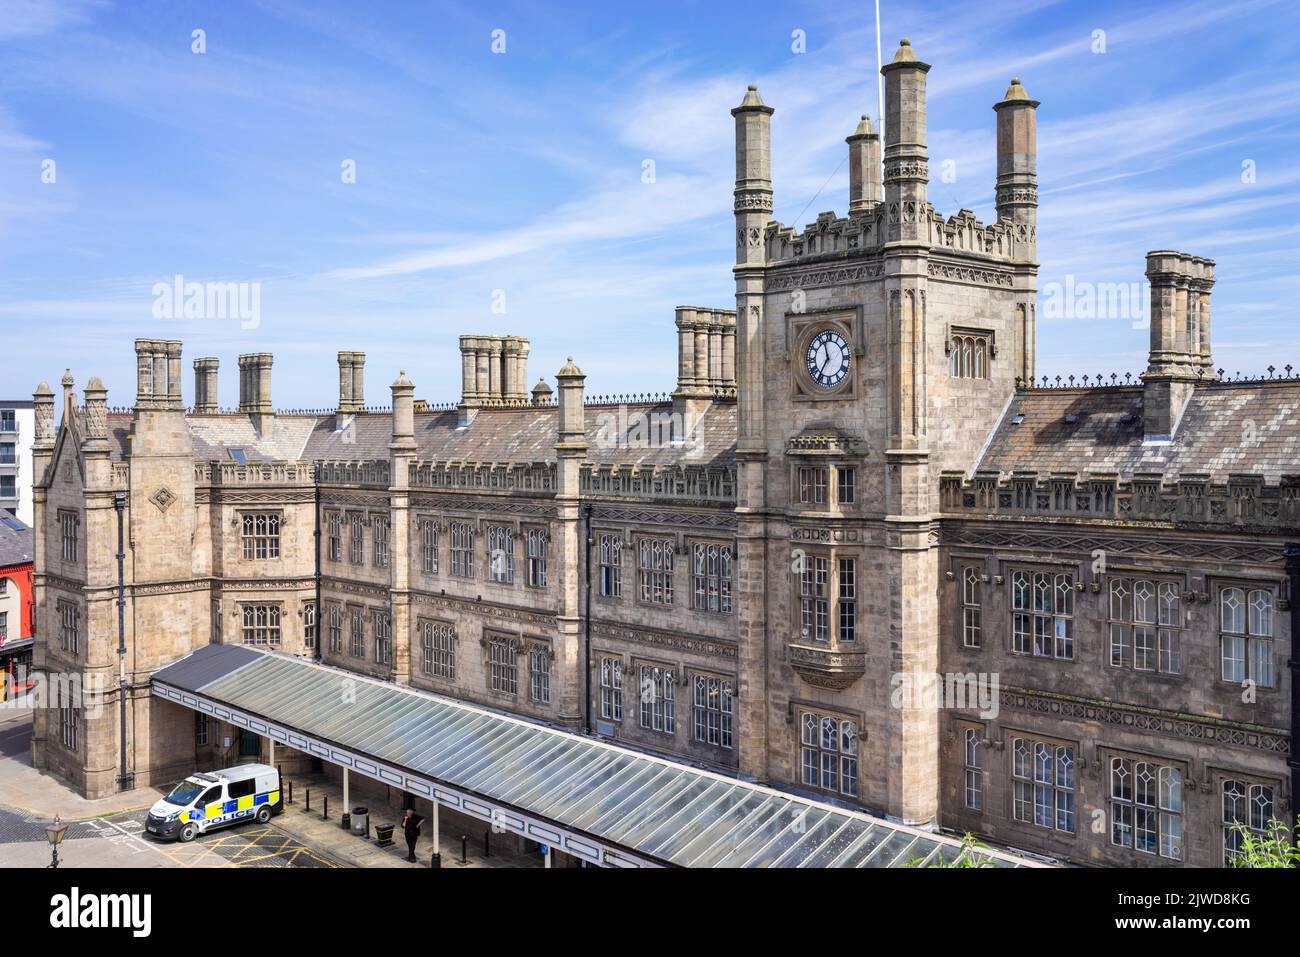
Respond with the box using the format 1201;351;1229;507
401;807;425;863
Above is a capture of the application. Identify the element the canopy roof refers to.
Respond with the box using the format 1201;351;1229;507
154;644;1039;869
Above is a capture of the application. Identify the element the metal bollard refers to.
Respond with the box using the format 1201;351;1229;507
430;852;441;869
305;788;311;812
365;816;371;839
287;781;293;805
484;829;491;858
460;835;468;865
322;795;329;821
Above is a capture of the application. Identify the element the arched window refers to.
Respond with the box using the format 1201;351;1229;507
949;332;992;379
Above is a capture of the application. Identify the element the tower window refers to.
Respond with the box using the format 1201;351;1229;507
798;467;828;504
837;467;856;505
948;332;991;379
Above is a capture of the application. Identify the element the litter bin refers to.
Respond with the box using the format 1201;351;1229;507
351;807;368;836
374;822;395;848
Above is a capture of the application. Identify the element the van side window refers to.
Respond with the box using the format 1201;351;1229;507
199;786;222;806
227;779;256;799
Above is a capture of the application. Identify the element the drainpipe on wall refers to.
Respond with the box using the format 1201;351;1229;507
313;464;322;663
114;490;133;791
1285;543;1300;843
583;503;593;735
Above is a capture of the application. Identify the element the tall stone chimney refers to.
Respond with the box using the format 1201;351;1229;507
238;353;274;434
134;339;184;411
458;334;531;412
337;351;366;414
881;38;930;245
994;76;1039;262
672;307;737;424
1142;250;1216;440
193;357;219;413
82;377;109;452
846;114;882;215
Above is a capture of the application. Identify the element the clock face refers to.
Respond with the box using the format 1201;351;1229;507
805;330;851;390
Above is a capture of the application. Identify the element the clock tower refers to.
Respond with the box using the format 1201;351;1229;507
729;40;1037;826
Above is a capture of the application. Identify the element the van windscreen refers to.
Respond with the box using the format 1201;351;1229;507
166;779;207;806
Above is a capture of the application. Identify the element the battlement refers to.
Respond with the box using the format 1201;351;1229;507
764;205;1026;267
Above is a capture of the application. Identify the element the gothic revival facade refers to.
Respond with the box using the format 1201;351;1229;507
30;40;1296;867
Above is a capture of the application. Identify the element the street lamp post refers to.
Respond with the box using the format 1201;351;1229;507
45;814;68;869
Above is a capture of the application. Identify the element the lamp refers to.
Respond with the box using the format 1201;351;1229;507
45;814;68;869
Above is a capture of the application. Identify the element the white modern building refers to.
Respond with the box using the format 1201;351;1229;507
0;400;34;526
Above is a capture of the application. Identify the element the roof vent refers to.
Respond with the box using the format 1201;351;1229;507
1063;413;1080;424
1119;412;1138;425
1011;413;1025;425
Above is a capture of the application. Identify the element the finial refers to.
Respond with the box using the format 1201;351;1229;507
995;76;1039;109
888;37;923;66
61;369;74;387
734;84;771;112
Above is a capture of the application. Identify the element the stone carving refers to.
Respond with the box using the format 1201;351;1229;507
149;486;177;513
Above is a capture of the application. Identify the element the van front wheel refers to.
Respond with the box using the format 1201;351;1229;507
255;806;272;824
179;822;198;843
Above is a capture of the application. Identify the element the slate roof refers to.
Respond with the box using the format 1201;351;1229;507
975;382;1300;483
107;402;738;470
0;515;34;568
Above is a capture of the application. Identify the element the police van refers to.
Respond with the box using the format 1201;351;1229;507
146;764;282;842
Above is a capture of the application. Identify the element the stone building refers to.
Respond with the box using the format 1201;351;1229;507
30;40;1296;867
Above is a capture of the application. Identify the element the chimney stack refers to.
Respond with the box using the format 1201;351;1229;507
846;114;882;215
337;351;366;414
673;307;737;422
134;339;184;411
458;335;531;409
238;353;274;434
1142;250;1216;440
881;38;930;244
994;76;1039;261
82;377;109;451
194;357;219;413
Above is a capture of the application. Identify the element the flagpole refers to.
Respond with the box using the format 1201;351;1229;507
874;0;885;134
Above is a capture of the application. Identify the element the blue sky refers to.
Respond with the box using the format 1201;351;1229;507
1;0;1298;407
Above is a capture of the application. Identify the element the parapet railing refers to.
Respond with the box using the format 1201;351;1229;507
1016;366;1300;391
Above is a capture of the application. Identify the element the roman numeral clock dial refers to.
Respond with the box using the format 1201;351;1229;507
805;330;851;390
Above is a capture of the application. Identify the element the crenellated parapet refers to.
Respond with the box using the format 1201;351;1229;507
939;469;1300;531
763;206;1025;270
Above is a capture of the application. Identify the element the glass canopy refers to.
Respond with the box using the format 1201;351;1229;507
154;645;1037;868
